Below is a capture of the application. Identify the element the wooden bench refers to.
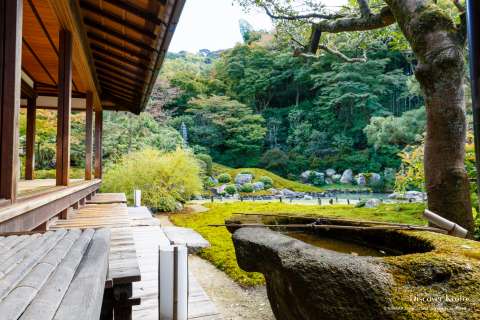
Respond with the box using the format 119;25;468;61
0;228;110;320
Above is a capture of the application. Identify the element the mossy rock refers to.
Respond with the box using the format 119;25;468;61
228;216;480;320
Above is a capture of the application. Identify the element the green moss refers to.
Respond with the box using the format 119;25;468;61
170;202;426;286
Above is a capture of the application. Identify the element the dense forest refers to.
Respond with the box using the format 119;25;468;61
146;21;427;182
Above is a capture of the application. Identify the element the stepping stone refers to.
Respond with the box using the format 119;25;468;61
162;227;210;253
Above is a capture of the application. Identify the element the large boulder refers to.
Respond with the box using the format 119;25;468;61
230;224;480;320
235;173;253;185
368;173;382;187
325;168;336;177
365;198;381;208
300;170;312;182
405;191;426;202
340;169;353;184
355;174;367;186
332;174;342;183
280;189;297;197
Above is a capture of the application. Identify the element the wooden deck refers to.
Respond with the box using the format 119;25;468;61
87;193;127;205
17;179;85;198
0;179;101;232
129;208;221;320
0;229;109;320
49;195;220;319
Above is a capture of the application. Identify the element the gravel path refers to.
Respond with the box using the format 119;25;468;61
189;255;275;320
157;213;275;320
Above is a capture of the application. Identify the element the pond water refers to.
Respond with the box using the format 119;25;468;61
286;232;389;257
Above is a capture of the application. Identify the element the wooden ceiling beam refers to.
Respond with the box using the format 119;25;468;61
84;17;157;53
94;63;146;85
93;56;146;78
79;1;156;40
90;44;151;71
99;78;139;95
97;74;144;92
88;32;150;61
101;87;139;101
103;0;166;26
96;67;145;86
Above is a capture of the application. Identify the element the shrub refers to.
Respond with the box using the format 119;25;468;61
259;176;273;189
196;153;213;176
217;173;232;183
101;148;202;212
225;184;237;195
239;183;254;193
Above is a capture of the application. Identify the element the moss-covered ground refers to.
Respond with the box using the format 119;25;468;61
170;202;427;286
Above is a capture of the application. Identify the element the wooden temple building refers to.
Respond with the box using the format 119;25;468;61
0;0;186;319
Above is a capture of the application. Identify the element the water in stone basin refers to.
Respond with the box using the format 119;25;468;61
286;232;390;257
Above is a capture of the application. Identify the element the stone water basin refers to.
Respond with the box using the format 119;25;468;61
226;215;480;320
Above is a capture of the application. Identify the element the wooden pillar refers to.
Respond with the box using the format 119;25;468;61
56;29;72;186
25;97;36;180
467;0;480;205
85;92;93;180
94;110;103;179
0;0;22;202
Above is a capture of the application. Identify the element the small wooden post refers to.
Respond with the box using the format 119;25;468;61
94;110;103;179
85;91;93;180
56;29;72;186
0;0;22;203
25;97;37;180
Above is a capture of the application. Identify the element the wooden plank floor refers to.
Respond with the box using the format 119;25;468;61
87;193;127;204
50;203;130;229
0;229;109;320
17;179;84;198
129;208;221;320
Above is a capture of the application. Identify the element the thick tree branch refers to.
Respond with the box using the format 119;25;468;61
313;6;395;33
452;0;465;12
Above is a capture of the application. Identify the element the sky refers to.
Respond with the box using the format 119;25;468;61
168;0;347;53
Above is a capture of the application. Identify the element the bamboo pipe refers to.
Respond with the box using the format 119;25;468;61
423;209;468;238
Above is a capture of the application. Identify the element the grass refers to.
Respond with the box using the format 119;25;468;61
32;167;85;179
212;163;323;193
322;183;371;192
170;201;427;287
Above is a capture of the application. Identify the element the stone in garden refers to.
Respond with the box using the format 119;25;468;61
325;168;336;177
235;173;253;185
405;191;425;202
216;184;227;194
208;176;218;185
368;173;382;186
356;174;367;186
252;182;265;191
340;169;353;184
332;174;341;183
365;198;381;208
300;170;312;182
229;225;480;320
387;192;401;199
281;189;296;197
303;195;313;200
269;188;279;195
325;178;333;185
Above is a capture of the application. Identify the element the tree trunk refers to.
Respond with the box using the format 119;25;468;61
387;0;474;232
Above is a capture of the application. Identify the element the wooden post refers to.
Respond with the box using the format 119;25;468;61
25;97;37;180
56;29;72;186
467;0;480;207
85;92;93;180
94;110;103;179
0;0;22;203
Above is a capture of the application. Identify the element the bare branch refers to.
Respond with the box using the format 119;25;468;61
263;5;345;21
314;6;395;33
298;44;367;63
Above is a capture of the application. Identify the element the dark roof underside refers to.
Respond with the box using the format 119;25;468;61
79;0;185;114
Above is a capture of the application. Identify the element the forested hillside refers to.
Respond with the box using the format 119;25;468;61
148;22;426;180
